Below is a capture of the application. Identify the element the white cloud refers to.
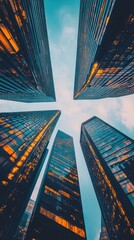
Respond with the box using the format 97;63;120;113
119;95;134;130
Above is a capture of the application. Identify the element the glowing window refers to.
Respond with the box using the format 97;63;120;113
115;171;127;182
120;179;134;194
0;24;19;54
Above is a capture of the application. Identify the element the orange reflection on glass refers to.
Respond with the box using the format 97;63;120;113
11;167;19;174
7;173;14;180
0;30;13;53
75;62;99;98
127;183;134;193
7;167;19;180
12;152;18;159
113;40;119;45
17;161;23;167
7;112;60;181
96;69;103;76
72;190;79;197
97;0;106;29
11;69;17;74
3;145;14;155
0;24;19;53
128;14;134;23
10;156;15;163
115;172;127;182
22;10;26;19
106;16;110;25
59;190;70;198
5;124;10;127
96;67;119;76
48;171;54;177
87;63;99;84
45;186;60;196
130;228;134;235
61;176;74;184
2;181;8;186
9;0;16;12
15;15;22;27
40;207;85;237
9;129;15;134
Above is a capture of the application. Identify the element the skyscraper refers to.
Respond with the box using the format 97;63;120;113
14;199;35;240
0;0;55;102
0;110;60;239
80;116;134;240
25;130;87;240
99;216;110;240
74;0;134;99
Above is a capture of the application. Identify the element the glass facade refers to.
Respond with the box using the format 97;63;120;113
99;216;110;240
13;199;35;240
25;130;86;240
0;0;55;102
0;110;60;239
80;116;134;239
74;0;134;99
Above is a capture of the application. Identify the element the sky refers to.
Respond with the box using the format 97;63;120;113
0;0;134;239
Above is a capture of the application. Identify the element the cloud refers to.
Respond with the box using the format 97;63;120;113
119;95;134;130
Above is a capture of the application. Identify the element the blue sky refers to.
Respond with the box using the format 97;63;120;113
0;0;134;239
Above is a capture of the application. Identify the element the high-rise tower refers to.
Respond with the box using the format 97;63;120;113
80;116;134;239
14;199;35;240
74;0;134;99
0;0;55;102
0;110;60;239
25;130;87;240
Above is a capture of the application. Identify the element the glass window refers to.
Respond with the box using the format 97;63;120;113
115;171;127;182
120;179;134;194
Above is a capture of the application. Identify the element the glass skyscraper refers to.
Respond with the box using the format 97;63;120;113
14;199;35;240
0;0;55;102
74;0;134;99
80;116;134;240
25;130;87;240
0;110;60;239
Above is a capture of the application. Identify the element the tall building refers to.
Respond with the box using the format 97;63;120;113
74;0;134;99
14;199;35;240
25;130;87;240
0;0;55;102
80;116;134;240
99;216;110;240
0;110;60;239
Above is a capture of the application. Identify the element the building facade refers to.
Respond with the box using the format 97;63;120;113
13;199;35;240
0;0;55;102
74;0;134;99
25;130;86;240
0;110;60;239
80;116;134;239
99;216;110;240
